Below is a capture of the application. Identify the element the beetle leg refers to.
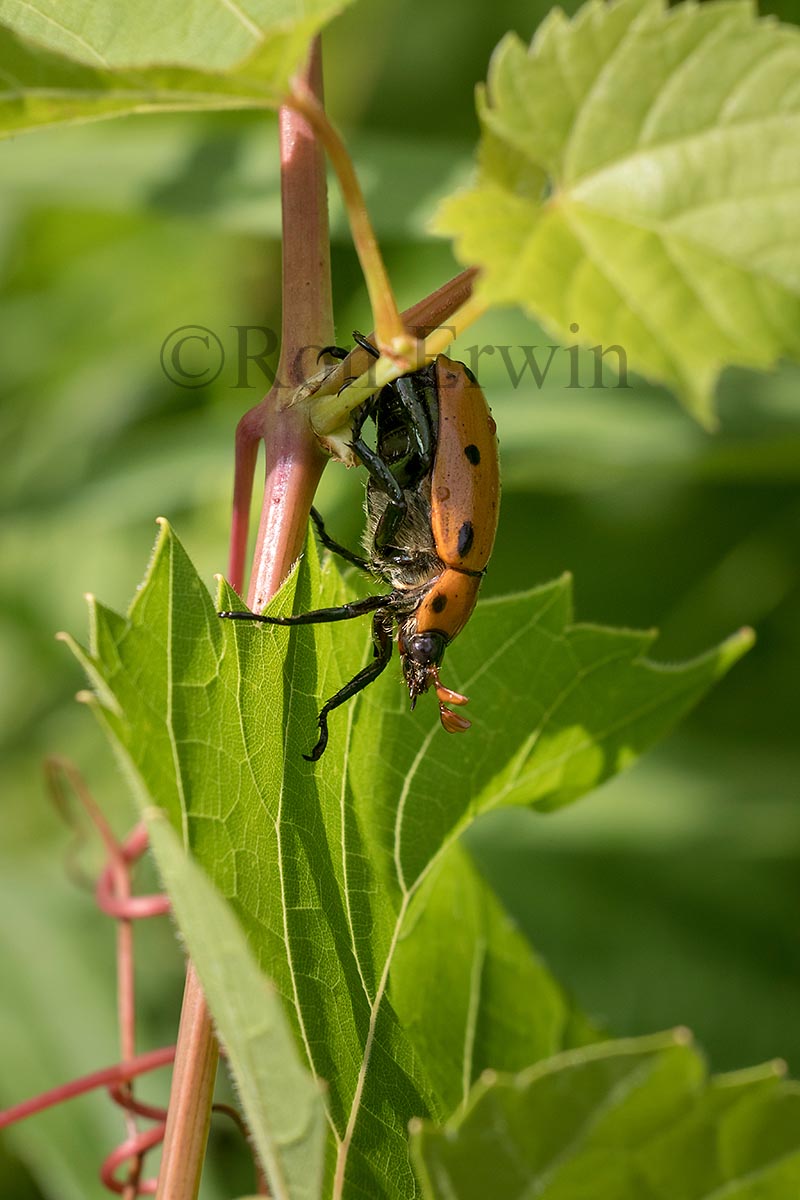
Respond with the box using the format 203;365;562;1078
352;443;411;560
350;437;406;507
394;374;435;472
318;331;380;364
309;507;370;572
305;610;393;762
351;331;380;358
219;592;388;626
317;345;349;363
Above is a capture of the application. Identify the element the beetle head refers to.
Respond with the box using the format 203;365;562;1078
400;630;471;734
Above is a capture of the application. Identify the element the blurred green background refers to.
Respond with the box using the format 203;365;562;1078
1;1;799;1196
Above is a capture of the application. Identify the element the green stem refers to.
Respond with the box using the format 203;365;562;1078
310;285;488;438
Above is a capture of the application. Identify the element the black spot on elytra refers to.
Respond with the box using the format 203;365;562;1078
464;443;481;465
431;593;447;614
457;521;475;557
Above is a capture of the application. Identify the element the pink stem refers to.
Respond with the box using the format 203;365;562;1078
157;37;334;1200
232;46;333;610
0;1047;176;1129
42;761;172;1196
228;418;259;595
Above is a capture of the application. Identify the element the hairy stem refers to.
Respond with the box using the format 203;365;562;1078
158;38;334;1200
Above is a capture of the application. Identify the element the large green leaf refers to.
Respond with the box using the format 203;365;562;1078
0;0;352;138
436;0;800;423
62;521;751;1197
147;811;326;1200
410;1033;800;1198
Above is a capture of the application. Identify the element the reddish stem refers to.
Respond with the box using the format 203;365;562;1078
158;37;335;1200
155;966;219;1200
230;46;333;608
0;1047;176;1129
36;759;173;1196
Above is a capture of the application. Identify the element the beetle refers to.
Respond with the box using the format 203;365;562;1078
220;340;500;761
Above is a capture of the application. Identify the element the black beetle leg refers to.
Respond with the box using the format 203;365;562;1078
350;437;405;507
309;507;369;572
305;610;393;762
219;592;388;626
394;373;435;472
351;331;380;359
317;344;349;363
350;435;410;559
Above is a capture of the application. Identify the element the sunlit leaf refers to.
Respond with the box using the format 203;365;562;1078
436;0;800;423
62;521;751;1196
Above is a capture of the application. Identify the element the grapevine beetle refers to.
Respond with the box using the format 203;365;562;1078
220;341;500;760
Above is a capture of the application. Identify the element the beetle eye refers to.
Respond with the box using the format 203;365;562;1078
406;631;446;665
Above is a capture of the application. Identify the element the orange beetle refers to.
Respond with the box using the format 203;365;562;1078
220;344;500;760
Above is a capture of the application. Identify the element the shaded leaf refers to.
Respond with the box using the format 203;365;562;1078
410;1032;799;1199
390;843;598;1118
0;0;352;138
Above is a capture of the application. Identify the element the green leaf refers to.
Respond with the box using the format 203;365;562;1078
62;520;751;1197
435;0;800;424
0;0;352;138
146;810;326;1200
410;1033;800;1199
389;843;598;1119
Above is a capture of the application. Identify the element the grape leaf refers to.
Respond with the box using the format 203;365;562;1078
146;810;326;1200
0;0;352;138
436;0;800;424
410;1032;800;1199
62;520;751;1197
389;842;599;1120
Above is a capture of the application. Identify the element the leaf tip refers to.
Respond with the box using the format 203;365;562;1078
75;689;94;706
771;1057;788;1077
672;1025;693;1046
408;1117;424;1135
